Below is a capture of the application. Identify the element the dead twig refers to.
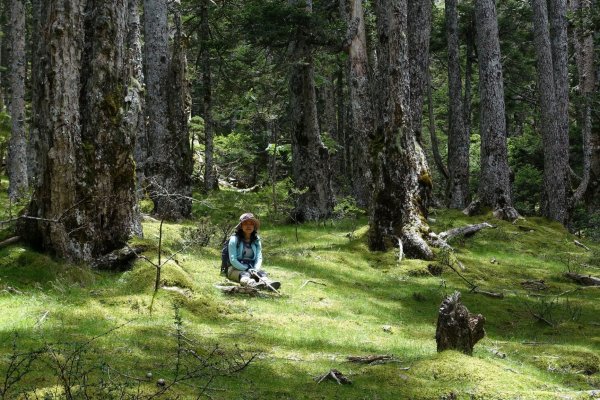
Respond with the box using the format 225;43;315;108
300;280;327;289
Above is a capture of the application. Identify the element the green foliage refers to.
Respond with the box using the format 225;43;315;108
0;111;11;175
513;164;542;215
508;130;544;215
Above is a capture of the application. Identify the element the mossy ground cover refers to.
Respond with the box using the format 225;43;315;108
1;189;599;399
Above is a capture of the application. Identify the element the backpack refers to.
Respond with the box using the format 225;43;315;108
220;236;235;275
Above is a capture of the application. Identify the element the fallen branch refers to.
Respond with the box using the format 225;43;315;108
565;272;600;286
300;280;327;289
471;287;504;299
0;236;20;248
346;355;393;365
315;369;351;385
573;240;591;251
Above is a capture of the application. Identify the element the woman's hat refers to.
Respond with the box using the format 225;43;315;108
236;213;260;230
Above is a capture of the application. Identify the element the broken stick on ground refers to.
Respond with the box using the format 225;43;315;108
315;369;352;385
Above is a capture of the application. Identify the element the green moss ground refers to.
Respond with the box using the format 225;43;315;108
1;190;599;399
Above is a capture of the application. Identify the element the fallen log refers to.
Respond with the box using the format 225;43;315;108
565;272;600;286
215;285;260;296
91;245;147;271
438;222;495;242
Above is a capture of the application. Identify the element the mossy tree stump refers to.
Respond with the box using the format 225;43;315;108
435;291;485;355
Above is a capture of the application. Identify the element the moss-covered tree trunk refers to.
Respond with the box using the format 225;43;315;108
143;0;192;219
288;0;334;221
445;0;470;209
474;0;519;220
20;0;137;262
6;0;28;201
369;0;433;260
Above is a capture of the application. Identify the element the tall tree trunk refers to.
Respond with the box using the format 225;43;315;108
474;0;519;220
126;0;145;237
549;0;569;157
570;0;595;210
127;0;147;200
167;4;193;205
369;0;433;259
342;0;373;208
319;74;342;192
20;0;137;262
28;0;42;185
532;0;569;223
464;17;475;160
288;0;334;221
200;0;217;192
445;0;470;209
408;0;434;210
143;0;192;219
7;0;28;201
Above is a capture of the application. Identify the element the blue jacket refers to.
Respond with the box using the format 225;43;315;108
228;235;263;271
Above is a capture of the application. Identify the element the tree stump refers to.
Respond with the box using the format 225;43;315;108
435;291;485;355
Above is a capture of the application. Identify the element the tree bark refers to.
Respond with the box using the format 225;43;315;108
27;0;42;186
531;0;569;223
342;0;373;208
126;0;145;237
549;0;569;161
143;0;192;219
20;0;137;262
369;0;433;259
200;0;217;192
126;0;146;196
445;0;470;209
288;0;334;221
6;0;28;201
570;0;595;210
474;0;519;220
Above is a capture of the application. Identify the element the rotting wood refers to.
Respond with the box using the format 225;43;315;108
215;285;260;296
565;272;600;286
0;236;20;248
435;291;485;355
315;369;351;385
521;279;548;291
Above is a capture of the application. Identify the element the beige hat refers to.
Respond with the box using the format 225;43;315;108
236;213;260;230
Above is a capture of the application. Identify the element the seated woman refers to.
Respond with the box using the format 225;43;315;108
225;213;280;290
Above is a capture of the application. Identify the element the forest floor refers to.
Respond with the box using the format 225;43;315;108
0;186;599;399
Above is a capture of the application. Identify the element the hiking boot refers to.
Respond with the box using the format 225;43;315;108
244;279;266;289
263;279;281;291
